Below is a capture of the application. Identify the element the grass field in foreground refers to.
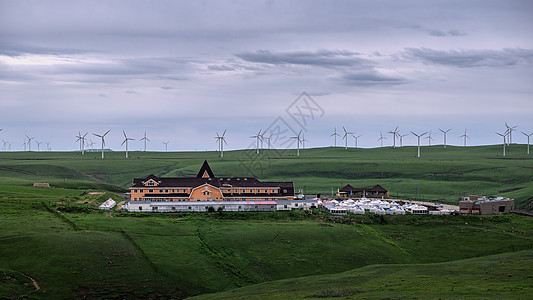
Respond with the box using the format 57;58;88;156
189;249;533;299
1;185;532;298
0;144;532;209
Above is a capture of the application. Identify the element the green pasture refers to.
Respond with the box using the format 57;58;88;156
0;144;532;208
1;146;533;298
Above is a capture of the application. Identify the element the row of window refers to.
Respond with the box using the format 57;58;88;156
149;205;276;211
132;188;281;194
136;197;283;202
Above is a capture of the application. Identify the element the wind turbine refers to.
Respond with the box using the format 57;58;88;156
388;126;399;148
25;134;34;151
122;130;134;158
162;141;170;152
76;132;88;155
411;131;427;158
251;130;262;154
264;132;273;149
301;134;309;149
46;142;51;151
330;127;340;147
36;141;43;152
259;131;265;150
505;122;517;145
215;130;227;157
342;127;353;149
351;134;362;148
378;132;387;147
93;130;110;159
439;128;451;148
291;130;302;157
22;140;27;151
140;132;150;152
2;140;7;151
399;133;408;147
426;131;434;146
496;132;507;157
522;131;533;155
459;129;470;147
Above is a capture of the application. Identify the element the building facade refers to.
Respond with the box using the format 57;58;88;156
130;160;295;202
459;195;515;215
338;184;389;198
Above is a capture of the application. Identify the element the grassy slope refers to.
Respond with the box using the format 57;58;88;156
189;249;533;299
1;185;532;298
0;145;532;209
1;147;533;298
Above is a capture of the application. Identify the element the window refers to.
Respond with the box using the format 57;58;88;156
498;206;506;213
188;206;191;209
152;206;158;210
171;207;176;210
165;189;169;193
284;205;287;208
148;189;153;193
147;181;155;186
283;189;287;193
139;206;142;211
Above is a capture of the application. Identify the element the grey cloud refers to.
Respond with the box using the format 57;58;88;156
235;49;372;68
403;48;533;67
208;64;235;71
340;71;408;86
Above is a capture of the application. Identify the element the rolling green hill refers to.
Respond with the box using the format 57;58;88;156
189;249;533;299
1;146;533;299
1;145;532;209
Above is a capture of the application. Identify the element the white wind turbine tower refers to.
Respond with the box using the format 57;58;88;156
46;142;51;151
88;139;95;150
2;140;7;151
251;130;262;154
25;134;34;151
495;132;507;157
378;132;387;147
162;141;170;152
264;132;273;149
36;141;43;152
426;131;434;146
459;129;470;147
342;127;353;149
351;134;362;148
330;127;340;147
399;133;408;147
259;131;265;150
291;130;302;157
521;131;533;155
505;122;517;145
93;130;110;159
388;126;399;148
122;130;134;158
140;132;150;152
301;134;309;149
411;131;427;158
215;130;227;157
439;128;451;148
22;140;26;151
76;132;88;155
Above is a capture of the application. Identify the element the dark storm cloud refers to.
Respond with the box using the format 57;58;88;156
404;48;533;68
235;50;372;68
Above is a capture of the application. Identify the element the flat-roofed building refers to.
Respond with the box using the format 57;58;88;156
459;195;514;215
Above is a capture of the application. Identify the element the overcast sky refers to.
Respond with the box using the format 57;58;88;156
1;0;532;151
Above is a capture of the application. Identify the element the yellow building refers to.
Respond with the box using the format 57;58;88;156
130;160;294;202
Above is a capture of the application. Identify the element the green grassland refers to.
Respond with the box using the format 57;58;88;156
1;146;532;299
190;249;533;299
1;144;532;208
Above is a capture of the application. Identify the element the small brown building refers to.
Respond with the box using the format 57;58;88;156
459;195;514;215
338;184;388;198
